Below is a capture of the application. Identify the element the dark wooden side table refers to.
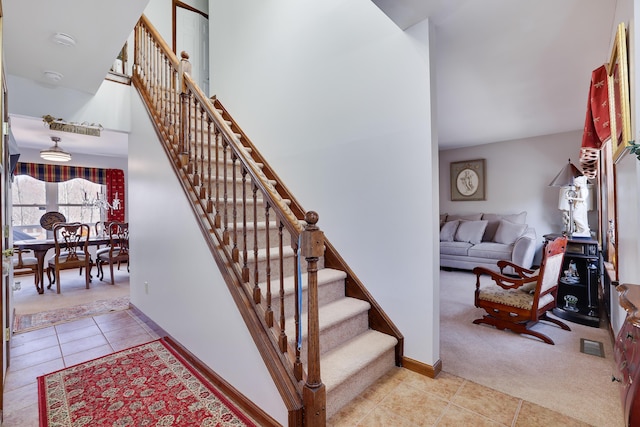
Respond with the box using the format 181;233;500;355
543;233;600;327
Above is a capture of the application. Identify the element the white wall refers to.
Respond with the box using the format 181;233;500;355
439;130;586;263
6;76;132;133
209;0;439;365
128;91;287;422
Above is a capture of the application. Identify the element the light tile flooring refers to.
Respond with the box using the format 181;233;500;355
2;309;594;427
3;309;159;427
327;367;592;427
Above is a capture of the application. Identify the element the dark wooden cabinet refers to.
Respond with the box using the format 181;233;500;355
544;234;600;327
614;284;640;427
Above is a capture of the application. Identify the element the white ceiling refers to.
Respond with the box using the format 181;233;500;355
2;0;148;158
373;0;618;149
2;0;619;155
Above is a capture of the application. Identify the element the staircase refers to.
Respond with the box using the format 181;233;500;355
132;15;403;424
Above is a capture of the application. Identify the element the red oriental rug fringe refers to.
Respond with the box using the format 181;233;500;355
37;338;256;427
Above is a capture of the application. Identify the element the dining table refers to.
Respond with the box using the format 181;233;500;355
14;235;111;294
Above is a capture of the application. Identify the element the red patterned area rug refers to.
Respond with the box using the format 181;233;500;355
14;296;130;333
38;338;256;427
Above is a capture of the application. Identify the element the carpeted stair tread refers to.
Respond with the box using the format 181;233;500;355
261;268;346;296
321;329;398;391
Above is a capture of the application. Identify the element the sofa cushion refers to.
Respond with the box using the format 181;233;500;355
440;220;459;241
482;211;527;241
447;213;482;222
493;220;528;245
440;241;473;256
467;242;512;260
454;220;488;245
440;213;448;228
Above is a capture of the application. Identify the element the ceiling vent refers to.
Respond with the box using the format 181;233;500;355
43;70;63;82
52;32;76;47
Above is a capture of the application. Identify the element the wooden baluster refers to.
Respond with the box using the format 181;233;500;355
278;222;287;352
292;233;302;380
213;127;221;228
178;51;191;167
231;153;239;263
192;102;201;187
169;67;177;145
253;188;260;295
243;183;256;283
261;204;271;306
241;167;249;281
186;93;194;174
302;211;326;427
198;107;207;195
206;117;214;213
222;140;229;245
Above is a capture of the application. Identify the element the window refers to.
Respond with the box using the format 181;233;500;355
12;175;103;239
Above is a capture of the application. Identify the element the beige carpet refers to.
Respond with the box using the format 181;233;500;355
12;267;130;330
440;269;624;427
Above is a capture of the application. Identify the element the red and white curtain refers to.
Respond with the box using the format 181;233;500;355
15;162;125;221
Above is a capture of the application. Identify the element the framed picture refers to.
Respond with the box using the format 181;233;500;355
607;22;632;163
450;159;485;201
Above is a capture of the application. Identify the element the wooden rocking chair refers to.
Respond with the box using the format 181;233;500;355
472;235;570;345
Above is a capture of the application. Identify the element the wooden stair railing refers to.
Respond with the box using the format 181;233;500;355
132;14;403;426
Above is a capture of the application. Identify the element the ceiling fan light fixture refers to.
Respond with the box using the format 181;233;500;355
40;136;71;162
43;70;63;82
52;32;76;47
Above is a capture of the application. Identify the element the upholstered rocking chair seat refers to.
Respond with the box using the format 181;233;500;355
477;285;554;310
472;236;570;345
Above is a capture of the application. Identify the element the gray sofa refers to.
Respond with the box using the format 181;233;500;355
439;212;537;273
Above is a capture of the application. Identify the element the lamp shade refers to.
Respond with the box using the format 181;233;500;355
40;136;71;162
558;185;594;211
549;159;583;187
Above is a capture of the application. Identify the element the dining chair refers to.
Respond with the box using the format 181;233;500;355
96;221;129;285
46;222;91;294
12;247;40;289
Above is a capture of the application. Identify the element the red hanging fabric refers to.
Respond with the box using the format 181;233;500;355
106;169;125;222
580;65;610;178
581;64;610;148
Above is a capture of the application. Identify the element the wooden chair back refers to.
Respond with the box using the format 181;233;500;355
97;221;129;284
47;222;91;293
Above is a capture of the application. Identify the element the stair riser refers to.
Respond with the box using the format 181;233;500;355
267;277;345;320
326;349;396;419
244;256;324;286
296;312;369;363
218;225;293;253
215;199;283;224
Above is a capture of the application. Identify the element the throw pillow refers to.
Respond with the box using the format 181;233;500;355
447;213;482;222
440;213;448;229
493;219;528;245
502;211;527;224
440;220;459;242
454;220;488;244
481;211;527;241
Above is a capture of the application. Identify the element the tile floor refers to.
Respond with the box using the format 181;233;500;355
2;309;593;427
327;367;592;427
3;309;159;427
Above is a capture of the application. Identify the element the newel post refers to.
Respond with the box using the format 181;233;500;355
178;51;192;167
301;211;326;426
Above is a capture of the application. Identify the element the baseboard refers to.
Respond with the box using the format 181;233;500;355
129;303;279;427
402;356;442;379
